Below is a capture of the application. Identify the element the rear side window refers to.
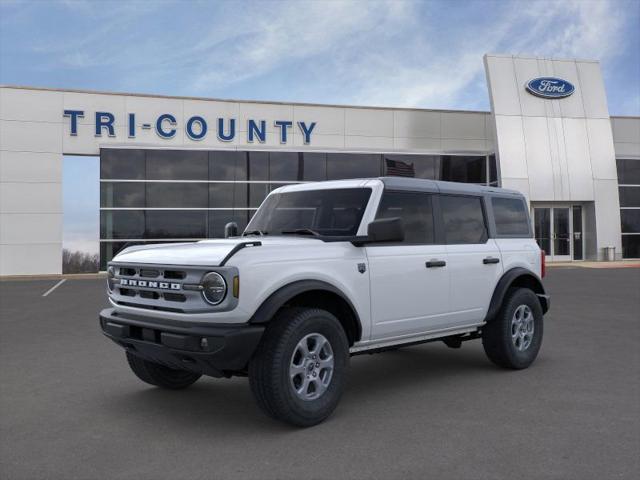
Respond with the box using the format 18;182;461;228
440;195;487;244
492;197;530;236
376;191;434;244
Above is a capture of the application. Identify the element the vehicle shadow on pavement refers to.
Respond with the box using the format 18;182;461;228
101;344;503;432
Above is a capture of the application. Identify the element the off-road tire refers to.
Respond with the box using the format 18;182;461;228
482;288;544;369
126;352;201;389
249;307;350;427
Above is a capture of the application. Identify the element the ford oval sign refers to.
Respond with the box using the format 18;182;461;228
526;77;575;99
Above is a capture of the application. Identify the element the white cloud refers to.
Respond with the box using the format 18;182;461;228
13;0;636;111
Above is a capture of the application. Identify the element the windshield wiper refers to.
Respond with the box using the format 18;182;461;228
243;230;267;236
281;228;321;237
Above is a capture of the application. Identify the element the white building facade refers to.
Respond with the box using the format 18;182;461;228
1;54;639;275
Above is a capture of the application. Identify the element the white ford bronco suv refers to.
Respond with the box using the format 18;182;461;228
100;177;549;426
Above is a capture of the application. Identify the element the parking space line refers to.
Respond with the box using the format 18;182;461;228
42;279;67;297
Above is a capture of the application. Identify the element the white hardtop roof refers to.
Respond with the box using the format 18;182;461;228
272;178;522;197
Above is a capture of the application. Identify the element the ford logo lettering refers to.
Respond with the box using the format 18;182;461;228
526;77;575;99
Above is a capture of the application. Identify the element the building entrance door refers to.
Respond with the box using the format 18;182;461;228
533;205;583;262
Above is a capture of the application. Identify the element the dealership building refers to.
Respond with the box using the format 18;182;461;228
1;53;639;275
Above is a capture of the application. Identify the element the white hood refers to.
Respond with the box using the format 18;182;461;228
112;237;323;266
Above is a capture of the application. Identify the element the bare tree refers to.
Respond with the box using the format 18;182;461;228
62;249;99;274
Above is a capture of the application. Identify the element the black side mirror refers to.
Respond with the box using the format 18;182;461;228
365;217;404;243
224;222;239;238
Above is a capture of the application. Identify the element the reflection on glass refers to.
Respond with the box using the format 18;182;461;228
572;206;583;260
327;154;381;179
100;183;145;208
100;211;145;239
247;188;372;236
146;150;208;180
553;208;570;256
146;183;208;208
209;151;247;181
208;211;251;238
534;208;551;254
100;149;145;179
269;152;300;181
621;210;640;233
301;153;327;181
622;235;640;259
440;195;487;244
492;198;529;235
145;210;206;238
209;183;235;207
616;158;640;185
248;152;269;181
618;186;640;207
376;192;434;243
441;156;486;184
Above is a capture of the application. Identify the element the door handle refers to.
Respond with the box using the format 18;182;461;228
483;257;500;264
426;260;446;268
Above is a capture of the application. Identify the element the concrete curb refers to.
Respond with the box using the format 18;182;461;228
0;273;106;282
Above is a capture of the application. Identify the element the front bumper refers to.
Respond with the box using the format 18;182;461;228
99;308;264;378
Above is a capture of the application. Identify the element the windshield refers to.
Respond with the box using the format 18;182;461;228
245;188;372;237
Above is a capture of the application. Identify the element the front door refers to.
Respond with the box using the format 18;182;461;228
533;206;583;261
366;191;452;341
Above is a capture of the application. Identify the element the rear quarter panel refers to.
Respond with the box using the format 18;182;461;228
495;238;542;278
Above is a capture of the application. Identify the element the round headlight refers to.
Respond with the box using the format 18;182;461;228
201;272;227;305
107;266;115;292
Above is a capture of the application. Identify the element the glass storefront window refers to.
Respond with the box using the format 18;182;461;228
249;183;270;208
146;182;208;208
99;149;501;267
301;152;327;181
209;183;235;207
248;151;269;181
146;150;208;180
100;182;145;208
619;186;640;207
383;154;440;179
100;149;145;179
441;155;486;184
327;153;381;179
617;159;640;185
100;210;145;239
209;151;247;181
489;154;498;186
269;152;300;181
145;210;207;238
620;210;640;233
621;235;640;259
208;210;251;238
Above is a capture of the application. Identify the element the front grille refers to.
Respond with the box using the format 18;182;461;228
109;262;238;314
164;270;186;280
140;269;160;278
110;263;209;313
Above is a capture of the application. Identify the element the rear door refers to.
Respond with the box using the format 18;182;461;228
440;194;503;325
366;191;452;341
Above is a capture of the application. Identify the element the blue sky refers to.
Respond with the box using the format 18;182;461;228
1;0;639;113
1;0;639;254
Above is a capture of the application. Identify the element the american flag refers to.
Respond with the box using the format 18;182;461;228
385;158;415;177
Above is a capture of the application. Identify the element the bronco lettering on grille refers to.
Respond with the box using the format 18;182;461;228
120;278;181;290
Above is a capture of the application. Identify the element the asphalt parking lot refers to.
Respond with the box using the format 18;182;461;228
1;267;639;480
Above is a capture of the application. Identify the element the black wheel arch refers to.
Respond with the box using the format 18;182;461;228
484;268;549;323
249;280;362;346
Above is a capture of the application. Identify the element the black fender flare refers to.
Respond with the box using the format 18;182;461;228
484;268;549;323
248;279;362;342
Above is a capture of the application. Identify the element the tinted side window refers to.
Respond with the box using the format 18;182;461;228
440;195;487;244
492;197;530;236
376;192;434;244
